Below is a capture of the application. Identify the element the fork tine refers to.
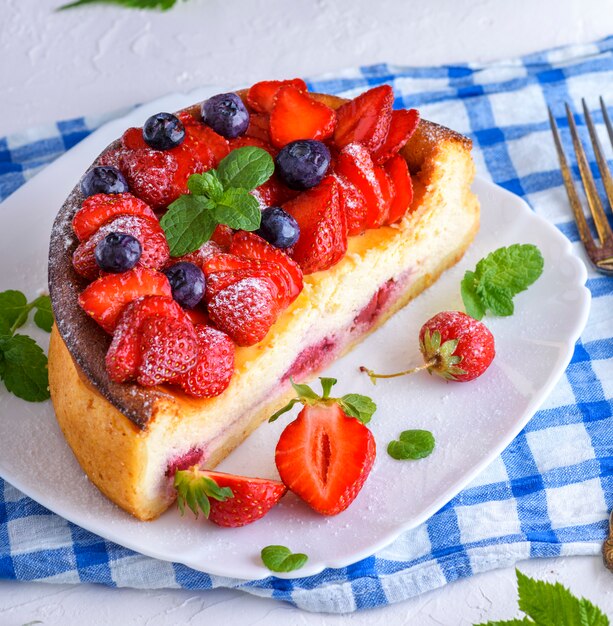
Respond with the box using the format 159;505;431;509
548;107;596;252
600;96;613;148
582;99;613;213
565;103;613;246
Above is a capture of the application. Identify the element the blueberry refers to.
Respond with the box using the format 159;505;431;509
80;166;129;197
163;262;206;309
94;232;142;273
201;93;249;139
142;112;185;150
275;140;331;190
257;206;300;249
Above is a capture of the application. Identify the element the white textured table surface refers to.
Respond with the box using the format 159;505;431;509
2;0;613;623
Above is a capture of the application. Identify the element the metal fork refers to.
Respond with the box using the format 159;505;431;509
548;97;613;275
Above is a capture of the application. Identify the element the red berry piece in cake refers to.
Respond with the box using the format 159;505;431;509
333;85;394;153
274;381;376;516
335;143;387;229
72;193;157;242
247;78;308;113
201;93;250;139
372;108;420;164
79;267;172;333
80;166;129;198
72;214;170;280
283;175;347;274
207;276;279;346
383;154;414;224
105;295;189;382
275;140;331;190
269;86;337;148
137;316;198;386
333;173;369;236
142;112;185;151
174;468;287;527
362;311;496;383
172;324;235;398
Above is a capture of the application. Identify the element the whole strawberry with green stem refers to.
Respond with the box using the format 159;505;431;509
362;311;495;383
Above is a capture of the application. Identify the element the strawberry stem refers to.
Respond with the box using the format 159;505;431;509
359;360;436;384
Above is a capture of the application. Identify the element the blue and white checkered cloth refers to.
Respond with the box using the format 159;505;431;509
1;37;612;614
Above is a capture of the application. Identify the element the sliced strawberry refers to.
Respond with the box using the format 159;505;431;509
333;173;369;236
121;127;147;150
230;232;303;304
106;295;187;382
283;176;347;274
100;145;196;211
137;316;198;386
72;214;170;280
250;174;298;210
384;154;414;224
334;85;393;153
178;112;230;169
245;113;271;143
79;267;172;333
373;165;393;226
228;135;277;157
172;324;235;398
269;86;336;148
372;108;420;164
184;307;210;326
246;78;308;113
275;402;376;515
207;276;279;346
176;240;225;269
72;193;157;242
335;143;387;229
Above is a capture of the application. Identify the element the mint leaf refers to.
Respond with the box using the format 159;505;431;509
475;619;533;625
0;290;28;333
0;335;49;402
387;429;435;460
33;295;53;332
58;0;179;10
461;244;544;319
160;195;216;256
340;394;377;424
261;545;308;573
188;171;224;201
217;147;274;191
212;188;261;231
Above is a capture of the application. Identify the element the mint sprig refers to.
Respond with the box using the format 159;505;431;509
476;568;609;626
174;468;233;518
461;244;544;320
0;290;52;402
58;0;181;10
160;147;274;257
261;545;308;573
268;378;377;425
387;430;435;460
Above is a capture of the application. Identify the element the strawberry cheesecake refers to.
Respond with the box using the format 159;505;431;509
48;82;479;520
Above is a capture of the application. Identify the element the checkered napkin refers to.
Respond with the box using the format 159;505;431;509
1;37;612;614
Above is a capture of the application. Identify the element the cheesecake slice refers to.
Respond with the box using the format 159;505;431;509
48;90;478;521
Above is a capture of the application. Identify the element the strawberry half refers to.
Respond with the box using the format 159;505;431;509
335;144;386;229
384;154;413;224
273;378;376;516
270;86;337;148
72;214;169;280
333;173;369;236
178;111;230;169
333;85;393;153
79;267;171;333
283;176;347;274
207;276;280;346
228;136;277;157
72;193;157;242
174;468;287;527
372;108;420;164
247;78;308;113
106;295;188;382
172;324;235;398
